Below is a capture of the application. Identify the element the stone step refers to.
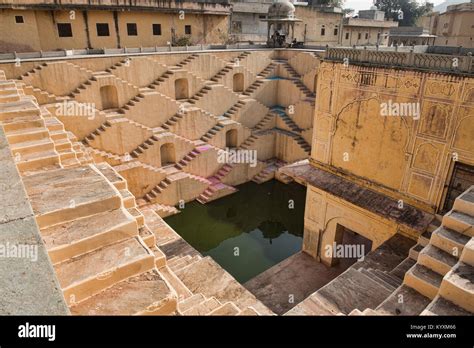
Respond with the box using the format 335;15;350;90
178;293;206;313
376;285;431;316
453;187;474;216
139;225;156;248
50;130;69;141
372;269;402;288
348;309;364;316
418;244;458;276
404;264;443;300
438;262;473;312
159;266;192;302
427;218;442;233
10;137;54;156
41;208;138;264
421;296;471;316
150;245;166;269
431;226;470;258
95;162;127;190
389;257;416;280
16;149;59;173
128;207;145;227
54;138;72;152
285;293;339;315
140;208;179;246
0;100;40;121
70;269;177;315
6;126;49;144
310;268;393;314
183;297;221;316
358;268;396;292
442;211;474;236
168;255;192;270
238;307;259;316
409;243;424;261
461;239;474;267
361;308;381;315
418;231;432;247
120;189;136;209
208;302;240;316
171;255;202;273
55;237;154;305
22;165;122;229
1;114;44;132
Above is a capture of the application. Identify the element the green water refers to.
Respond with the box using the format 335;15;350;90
165;180;306;283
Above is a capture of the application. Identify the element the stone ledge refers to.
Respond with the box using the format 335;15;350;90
0;126;69;314
281;162;433;232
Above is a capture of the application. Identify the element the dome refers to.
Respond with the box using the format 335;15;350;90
268;0;296;19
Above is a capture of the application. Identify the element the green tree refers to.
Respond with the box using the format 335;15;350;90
374;0;433;26
312;0;345;8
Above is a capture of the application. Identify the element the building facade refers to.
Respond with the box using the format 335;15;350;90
0;0;231;52
342;10;398;47
419;1;474;48
389;27;437;46
230;0;272;43
230;1;398;47
293;5;344;46
283;50;474;266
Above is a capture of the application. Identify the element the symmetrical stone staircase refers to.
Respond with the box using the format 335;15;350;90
161;111;185;130
222;100;246;118
274;59;315;100
0;80;91;174
196;165;236;204
187;84;213;105
139;202;180;218
200;123;224;142
210;64;234;84
242;79;265;97
257;63;277;79
252;159;287;184
275;128;311;155
173;54;200;69
2;50;316;263
22;163;177;315
286;187;474;316
402;187;474;315
271;106;302;132
147;69;175;90
254;112;275;131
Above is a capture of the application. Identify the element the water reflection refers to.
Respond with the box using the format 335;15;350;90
165;180;306;282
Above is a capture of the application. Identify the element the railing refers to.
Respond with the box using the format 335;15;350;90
324;47;474;74
0;43;269;61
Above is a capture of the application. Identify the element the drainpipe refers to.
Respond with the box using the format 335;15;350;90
338;15;344;46
113;11;121;49
82;10;91;49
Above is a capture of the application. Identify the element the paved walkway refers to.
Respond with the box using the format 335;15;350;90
244;251;355;315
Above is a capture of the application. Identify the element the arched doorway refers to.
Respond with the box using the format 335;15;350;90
225;129;238;148
233;73;244;92
160;143;176;166
100;85;119;110
175;78;189;100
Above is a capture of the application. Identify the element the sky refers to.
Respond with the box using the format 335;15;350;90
344;0;444;11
